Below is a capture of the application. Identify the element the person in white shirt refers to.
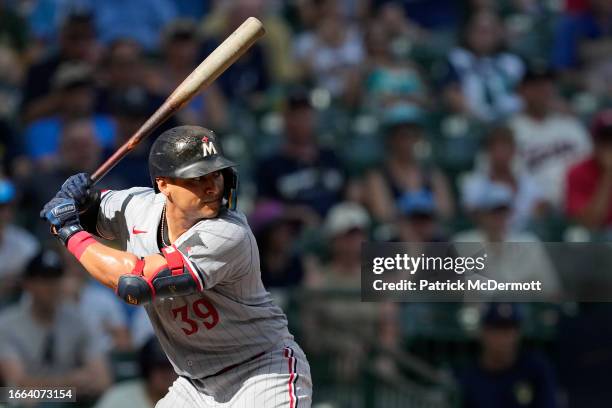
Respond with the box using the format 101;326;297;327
0;249;111;398
443;11;525;122
508;67;591;208
293;1;364;101
454;181;561;300
62;252;131;352
461;125;545;231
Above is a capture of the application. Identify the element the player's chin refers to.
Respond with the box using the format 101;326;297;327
198;198;222;217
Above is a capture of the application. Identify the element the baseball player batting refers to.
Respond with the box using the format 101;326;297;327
40;126;312;407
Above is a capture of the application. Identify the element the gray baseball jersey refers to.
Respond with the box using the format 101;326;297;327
96;187;294;379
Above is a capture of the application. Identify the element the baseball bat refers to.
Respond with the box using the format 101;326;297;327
90;17;265;184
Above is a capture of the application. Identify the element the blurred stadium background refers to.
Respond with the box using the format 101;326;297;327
1;0;612;407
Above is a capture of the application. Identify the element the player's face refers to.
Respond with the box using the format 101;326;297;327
161;171;225;218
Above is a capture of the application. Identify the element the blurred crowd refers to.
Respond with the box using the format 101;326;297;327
2;0;612;407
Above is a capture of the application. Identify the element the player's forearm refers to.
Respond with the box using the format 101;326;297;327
68;232;189;305
77;241;139;290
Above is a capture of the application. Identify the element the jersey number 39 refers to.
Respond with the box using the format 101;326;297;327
171;299;220;335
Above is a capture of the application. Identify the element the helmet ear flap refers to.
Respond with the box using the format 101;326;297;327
222;168;238;210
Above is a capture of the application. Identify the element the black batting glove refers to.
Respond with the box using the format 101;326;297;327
40;197;83;245
56;173;100;212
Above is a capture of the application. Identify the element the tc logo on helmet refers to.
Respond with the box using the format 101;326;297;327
202;137;218;157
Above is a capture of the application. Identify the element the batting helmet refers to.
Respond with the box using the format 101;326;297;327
149;125;238;209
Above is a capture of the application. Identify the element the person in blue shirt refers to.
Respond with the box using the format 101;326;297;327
20;12;99;123
255;89;345;219
551;0;612;93
23;62;116;163
551;0;612;70
456;303;558;408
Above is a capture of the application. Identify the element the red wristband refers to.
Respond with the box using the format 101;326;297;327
67;231;97;260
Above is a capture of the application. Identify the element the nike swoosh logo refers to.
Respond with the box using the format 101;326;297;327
132;227;147;235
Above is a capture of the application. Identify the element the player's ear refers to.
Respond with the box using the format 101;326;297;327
156;177;169;196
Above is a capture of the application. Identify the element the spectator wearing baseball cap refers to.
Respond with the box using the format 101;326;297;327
0;249;111;399
0;178;39;303
363;105;454;224
305;201;372;288
566;109;612;232
95;38;161;115
150;19;227;130
21;117;127;240
21;12;99;124
102;87;160;189
395;191;448;242
508;65;591;210
303;201;401;382
453;180;561;299
394;193;453;306
200;1;270;105
323;201;371;240
249;200;305;290
22;62;116;165
303;201;371;288
461;125;546;232
456;303;558;408
254;87;345;219
455;180;518;242
94;336;176;408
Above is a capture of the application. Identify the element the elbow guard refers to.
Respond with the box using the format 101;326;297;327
117;273;154;305
117;247;202;305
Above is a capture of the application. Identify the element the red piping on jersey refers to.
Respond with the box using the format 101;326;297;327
284;347;298;408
